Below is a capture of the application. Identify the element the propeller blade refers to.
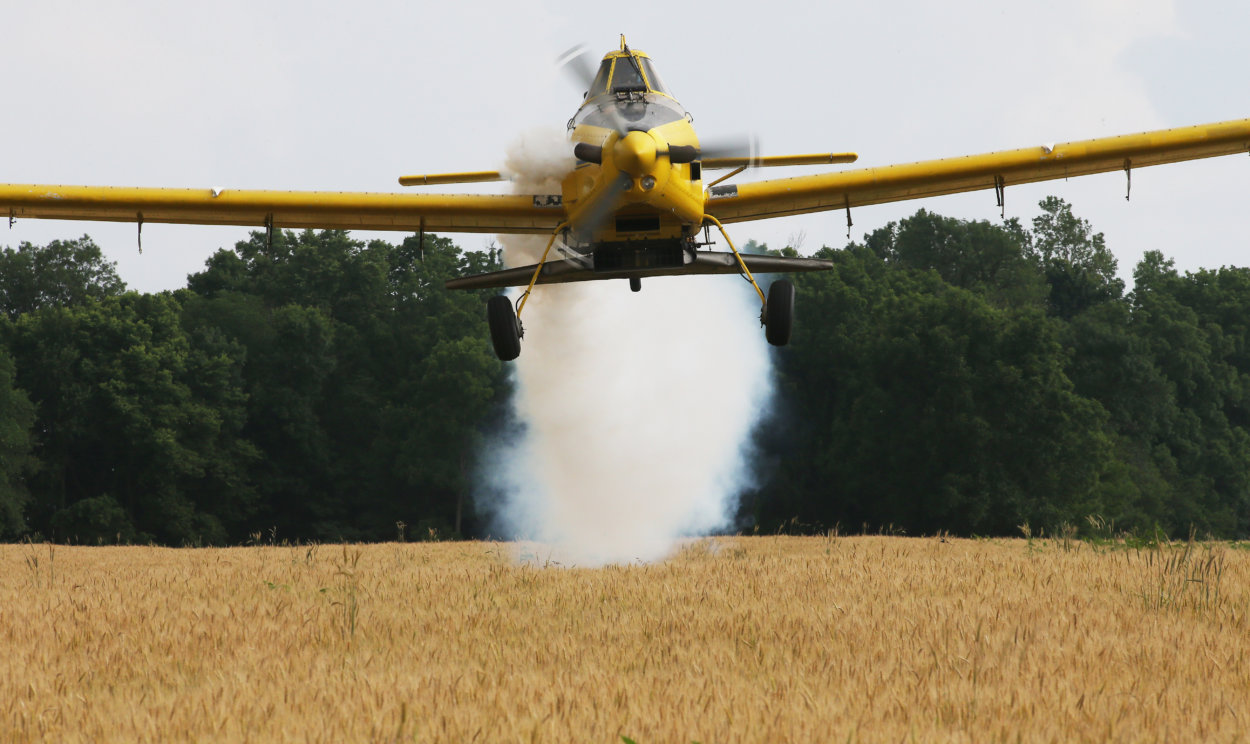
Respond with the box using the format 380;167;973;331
697;135;760;163
663;136;760;166
576;172;631;236
556;44;598;92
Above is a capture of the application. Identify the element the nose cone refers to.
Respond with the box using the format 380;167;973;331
614;131;657;177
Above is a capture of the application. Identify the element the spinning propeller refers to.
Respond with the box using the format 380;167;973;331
555;42;760;235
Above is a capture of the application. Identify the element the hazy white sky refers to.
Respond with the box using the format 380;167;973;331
3;0;1247;292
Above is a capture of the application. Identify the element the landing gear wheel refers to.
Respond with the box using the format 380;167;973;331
764;279;795;347
488;295;522;361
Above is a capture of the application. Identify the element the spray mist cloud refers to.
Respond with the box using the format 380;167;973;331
488;128;772;566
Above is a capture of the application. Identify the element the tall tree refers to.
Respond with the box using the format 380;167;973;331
0;237;125;319
7;293;256;544
183;229;507;540
865;209;1045;309
0;337;36;537
1026;197;1124;318
1121;253;1250;534
755;237;1109;535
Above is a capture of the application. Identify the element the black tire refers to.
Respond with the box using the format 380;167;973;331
764;279;795;347
487;295;522;361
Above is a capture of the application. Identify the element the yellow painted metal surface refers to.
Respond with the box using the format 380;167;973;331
0;185;563;234
517;222;568;317
397;171;504;187
705;119;1250;224
703;152;859;169
561;115;706;241
704;215;766;307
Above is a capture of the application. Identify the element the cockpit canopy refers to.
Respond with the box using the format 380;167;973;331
587;52;671;99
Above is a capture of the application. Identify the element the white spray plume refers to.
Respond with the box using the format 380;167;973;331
499;128;574;200
489;127;772;566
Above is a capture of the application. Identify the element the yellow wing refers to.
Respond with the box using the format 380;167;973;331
704;119;1250;223
0;185;564;235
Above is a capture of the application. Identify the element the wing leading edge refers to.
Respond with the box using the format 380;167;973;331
0;185;564;235
704;118;1250;223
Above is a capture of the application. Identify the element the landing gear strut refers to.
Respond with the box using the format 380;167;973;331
487;295;521;361
703;214;797;348
488;221;569;362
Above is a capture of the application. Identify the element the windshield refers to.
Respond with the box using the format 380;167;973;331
588;60;611;97
639;58;669;96
611;58;645;92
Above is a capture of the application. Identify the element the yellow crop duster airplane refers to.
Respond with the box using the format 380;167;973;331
3;36;1250;360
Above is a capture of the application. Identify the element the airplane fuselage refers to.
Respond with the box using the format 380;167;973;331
560;47;706;254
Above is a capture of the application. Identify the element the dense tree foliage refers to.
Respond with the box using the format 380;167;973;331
747;200;1250;537
0;237;126;319
0;338;35;537
3;199;1249;543
5;293;255;543
3;230;506;543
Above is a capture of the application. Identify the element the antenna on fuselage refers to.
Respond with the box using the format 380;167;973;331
617;35;645;83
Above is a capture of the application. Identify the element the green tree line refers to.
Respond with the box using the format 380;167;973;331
746;198;1250;537
1;198;1247;543
0;231;506;543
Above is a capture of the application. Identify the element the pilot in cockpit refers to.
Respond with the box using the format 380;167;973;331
611;60;645;92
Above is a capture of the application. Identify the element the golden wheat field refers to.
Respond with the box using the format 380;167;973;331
2;536;1248;743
